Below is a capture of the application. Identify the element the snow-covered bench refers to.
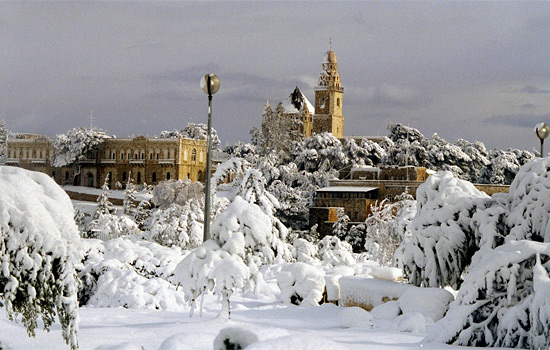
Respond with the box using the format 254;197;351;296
339;276;454;322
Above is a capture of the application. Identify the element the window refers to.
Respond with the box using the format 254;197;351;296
149;153;153;160
65;171;69;182
51;171;56;178
166;172;171;180
122;172;127;182
87;173;94;187
156;153;159;160
337;98;341;107
152;172;157;183
198;170;203;182
121;152;124;160
191;148;197;162
108;172;112;184
141;153;144;160
137;172;142;183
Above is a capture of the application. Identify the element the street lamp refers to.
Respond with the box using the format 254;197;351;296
200;74;220;242
535;122;550;157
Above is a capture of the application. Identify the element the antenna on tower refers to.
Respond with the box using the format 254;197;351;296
90;111;95;129
329;37;332;50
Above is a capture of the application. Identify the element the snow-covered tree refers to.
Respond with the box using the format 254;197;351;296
400;158;550;348
160;123;221;150
51;127;110;167
174;196;289;319
332;208;349;240
123;173;136;216
397;171;491;288
151;179;204;209
148;201;203;249
364;199;404;267
0;120;8;165
93;175;115;220
478;148;536;185
88;212;140;239
175;157;292;318
0;167;81;349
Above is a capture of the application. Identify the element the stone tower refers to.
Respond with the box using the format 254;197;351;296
313;47;344;138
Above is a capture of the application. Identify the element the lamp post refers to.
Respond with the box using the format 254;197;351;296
200;74;220;242
535;122;550;157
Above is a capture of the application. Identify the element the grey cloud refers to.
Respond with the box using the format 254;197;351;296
484;114;550;128
519;85;550;94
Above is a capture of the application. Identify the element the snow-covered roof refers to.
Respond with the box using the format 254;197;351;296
282;87;314;114
317;186;378;193
351;166;380;172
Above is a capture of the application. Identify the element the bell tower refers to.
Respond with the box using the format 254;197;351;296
313;44;344;138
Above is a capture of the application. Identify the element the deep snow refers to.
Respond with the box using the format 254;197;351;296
0;296;511;350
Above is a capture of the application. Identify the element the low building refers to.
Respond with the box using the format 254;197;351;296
309;165;509;235
5;135;207;188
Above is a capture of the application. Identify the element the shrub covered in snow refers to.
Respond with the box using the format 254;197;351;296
276;262;325;306
148;202;203;249
78;237;186;310
0;167;81;349
337;306;374;328
317;235;355;266
213;327;259;350
292;238;318;263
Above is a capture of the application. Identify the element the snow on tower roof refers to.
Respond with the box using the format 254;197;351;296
282;86;314;114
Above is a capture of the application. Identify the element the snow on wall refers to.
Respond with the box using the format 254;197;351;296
339;277;411;310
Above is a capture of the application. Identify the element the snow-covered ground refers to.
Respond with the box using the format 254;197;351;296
0;296;509;350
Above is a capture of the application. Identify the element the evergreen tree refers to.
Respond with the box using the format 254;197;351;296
123;173;136;217
332;208;349;240
93;175;115;220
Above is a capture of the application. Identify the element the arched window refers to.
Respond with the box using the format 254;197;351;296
166;172;171;180
122;171;127;182
152;172;157;183
187;172;190;179
149;153;153;160
198;170;203;182
337;98;341;107
141;153;145;160
51;171;56;178
65;171;70;182
137;172;142;183
108;172;112;185
156;153;159;160
121;152;124;160
191;148;197;162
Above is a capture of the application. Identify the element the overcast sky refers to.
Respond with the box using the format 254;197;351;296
3;1;550;151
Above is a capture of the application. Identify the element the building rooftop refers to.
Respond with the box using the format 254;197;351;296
317;186;378;193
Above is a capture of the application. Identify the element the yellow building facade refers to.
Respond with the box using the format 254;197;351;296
5;135;207;188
